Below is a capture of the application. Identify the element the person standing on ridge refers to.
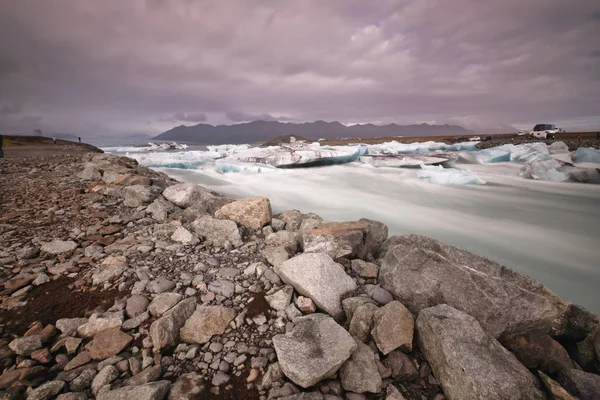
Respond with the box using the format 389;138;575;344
0;134;4;159
78;136;81;143
53;136;57;144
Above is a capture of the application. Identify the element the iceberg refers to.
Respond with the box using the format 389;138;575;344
548;141;569;154
567;167;600;184
359;154;455;168
571;147;600;163
417;165;486;185
215;160;277;174
367;140;479;155
470;144;514;163
519;160;570;182
510;143;551;163
207;144;252;157
128;151;214;169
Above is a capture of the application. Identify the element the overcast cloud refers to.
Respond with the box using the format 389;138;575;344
0;0;599;137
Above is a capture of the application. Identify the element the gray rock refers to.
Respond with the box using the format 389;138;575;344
9;335;42;356
16;246;39;260
91;365;119;396
171;227;199;245
128;365;162;386
416;304;546;400
340;339;382;394
556;368;600;400
348;303;379;342
263;246;290;267
208;279;235;298
350;259;379;279
372;301;414;354
78;165;102;180
92;255;128;285
379;234;567;338
146;197;179;222
180;305;236;344
150;297;197;350
77;312;124;338
273;313;357;388
163;183;214;208
56;393;88;400
370;285;393;305
41;239;78;254
122;311;149;330
97;381;171;400
169;372;205;399
212;372;231;386
126;295;150;318
342;297;377;323
260;362;284;389
84;245;104;260
148;277;176;294
27;380;65;400
56;318;88;336
32;273;50;286
214;197;272;230
271;218;286;231
265;285;294;311
123;185;160;207
265;231;300;255
148;292;183;316
275;253;357;319
191;216;242;248
69;368;96;391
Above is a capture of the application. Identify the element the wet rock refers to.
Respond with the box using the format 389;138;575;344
97;380;171;400
380;234;567;338
417;304;545;400
126;294;150;318
556;368;600;400
275;253;357;319
9;335;42;356
169;372;205;399
273;313;356;388
191;216;242;247
41;239;78;254
372;301;414;354
171;227;199;245
215;197;272;230
180;305;236;344
148;292;183;316
88;328;133;360
340;338;382;394
150;297;197;350
502;331;573;374
27;380;65;400
92;255;128;285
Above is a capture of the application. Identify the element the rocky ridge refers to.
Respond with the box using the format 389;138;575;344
0;146;599;400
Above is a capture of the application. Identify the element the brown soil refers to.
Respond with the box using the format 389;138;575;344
0;277;124;336
245;292;272;320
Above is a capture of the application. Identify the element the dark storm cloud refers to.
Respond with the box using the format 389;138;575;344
0;0;598;136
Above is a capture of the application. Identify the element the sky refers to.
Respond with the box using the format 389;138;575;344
0;0;599;138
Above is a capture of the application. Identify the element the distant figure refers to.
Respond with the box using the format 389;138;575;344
0;134;4;159
78;136;81;143
577;134;582;143
52;136;57;144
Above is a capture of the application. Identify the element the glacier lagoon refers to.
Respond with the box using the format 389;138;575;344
107;144;600;313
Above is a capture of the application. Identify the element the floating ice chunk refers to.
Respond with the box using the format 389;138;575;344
548;141;569;154
571;147;600;163
207;144;252;157
519;160;570;182
566;167;600;184
417;165;486;185
129;151;214;169
367;141;479;155
215;160;277;174
510;143;551;163
359;154;452;168
471;144;514;163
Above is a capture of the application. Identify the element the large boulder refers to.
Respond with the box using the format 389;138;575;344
191;216;242;248
273;314;356;388
150;298;197;350
502;331;573;374
556;369;600;400
180;306;236;344
416;304;546;400
214;197;272;230
340;338;382;394
302;219;387;259
379;234;567;338
123;185;160;207
97;381;171;400
162;183;214;209
274;253;357;319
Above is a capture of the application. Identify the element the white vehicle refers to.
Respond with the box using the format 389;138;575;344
469;136;481;141
530;124;558;139
517;130;527;136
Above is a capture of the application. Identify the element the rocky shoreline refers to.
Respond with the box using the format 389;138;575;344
0;145;599;400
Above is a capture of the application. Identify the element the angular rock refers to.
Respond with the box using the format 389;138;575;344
56;318;88;336
41;239;78;254
169;372;205;399
148;277;176;294
27;380;65;400
274;253;357;319
77;312;124;338
380;234;567;338
148;292;183;316
163;183;214;208
265;231;300;255
416;304;546;400
296;296;316;314
91;365;119;396
303;219;387;259
348;303;378;342
56;394;88;400
371;301;414;354
180;305;236;344
208;279;235;298
556;368;600;400
273;313;357;388
340;339;382;394
382;351;418;381
69;368;96;391
0;366;46;390
265;285;294;311
350;259;379;279
123;185;160;207
97;380;171;400
78;164;102;180
128;365;162;385
263;246;290;267
191;216;242;247
92;255;128;285
9;335;42;356
342;297;377;324
126;295;150;318
16;246;39;260
150;297;197;350
171;227;199;245
122;311;149;330
64;351;92;371
502;331;573;374
88;328;133;360
146;197;179;222
215;197;272;230
538;371;578;400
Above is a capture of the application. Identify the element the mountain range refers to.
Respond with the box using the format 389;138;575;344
153;120;474;144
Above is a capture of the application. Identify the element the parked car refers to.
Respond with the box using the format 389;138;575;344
517;130;527;135
469;136;481;141
482;135;494;141
530;124;558;139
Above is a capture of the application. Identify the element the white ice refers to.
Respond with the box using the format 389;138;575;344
572;147;600;163
367;140;479;155
520;160;570;182
417;164;486;185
